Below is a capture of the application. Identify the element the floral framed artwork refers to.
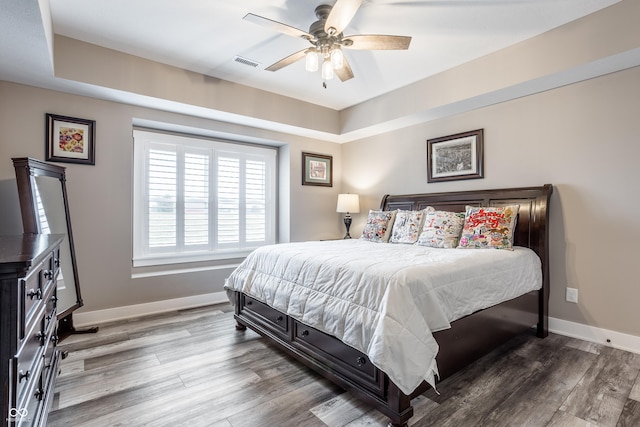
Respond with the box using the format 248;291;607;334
46;113;96;165
427;129;484;183
302;152;332;187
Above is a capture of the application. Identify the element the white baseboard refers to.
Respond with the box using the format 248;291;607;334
549;316;640;355
73;298;640;356
73;291;230;328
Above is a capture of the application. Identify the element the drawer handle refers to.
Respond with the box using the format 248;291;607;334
19;370;31;382
356;357;367;367
301;329;309;337
34;388;44;401
43;269;53;279
27;288;42;300
246;300;253;306
276;315;284;322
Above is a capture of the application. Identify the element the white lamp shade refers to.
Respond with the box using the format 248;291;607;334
336;194;360;213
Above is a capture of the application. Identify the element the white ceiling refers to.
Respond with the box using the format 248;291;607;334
0;0;621;114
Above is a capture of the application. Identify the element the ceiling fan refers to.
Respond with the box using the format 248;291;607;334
244;0;412;88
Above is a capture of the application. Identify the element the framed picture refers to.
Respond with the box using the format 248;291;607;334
426;129;484;183
302;152;332;187
46;113;96;165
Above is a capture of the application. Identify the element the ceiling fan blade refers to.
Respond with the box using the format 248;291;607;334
343;35;412;50
244;13;312;40
335;55;354;82
265;49;309;72
324;0;363;36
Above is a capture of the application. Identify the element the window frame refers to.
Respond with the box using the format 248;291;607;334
132;129;277;267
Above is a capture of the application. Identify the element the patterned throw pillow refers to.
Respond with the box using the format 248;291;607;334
360;210;396;243
416;207;465;249
390;210;425;244
457;205;520;250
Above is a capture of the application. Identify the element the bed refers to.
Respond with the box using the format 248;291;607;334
225;184;552;426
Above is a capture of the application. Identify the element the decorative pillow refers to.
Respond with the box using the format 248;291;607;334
457;205;520;250
390;210;425;244
360;210;396;243
416;207;465;248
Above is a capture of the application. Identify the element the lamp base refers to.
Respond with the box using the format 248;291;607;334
343;215;352;239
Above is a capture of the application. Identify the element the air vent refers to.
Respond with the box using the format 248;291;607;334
234;56;261;68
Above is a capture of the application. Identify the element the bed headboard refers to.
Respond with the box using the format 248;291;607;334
380;184;553;335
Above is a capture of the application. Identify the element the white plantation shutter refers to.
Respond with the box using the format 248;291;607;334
147;147;177;249
184;151;209;247
133;130;276;266
217;156;240;245
246;160;266;242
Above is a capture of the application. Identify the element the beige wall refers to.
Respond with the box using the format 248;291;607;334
343;65;640;337
0;81;344;312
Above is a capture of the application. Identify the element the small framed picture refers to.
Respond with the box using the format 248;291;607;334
427;129;484;182
302;152;332;187
46;113;96;165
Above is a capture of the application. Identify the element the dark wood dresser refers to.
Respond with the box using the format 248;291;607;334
1;234;63;427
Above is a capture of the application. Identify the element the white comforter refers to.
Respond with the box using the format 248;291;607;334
224;239;541;394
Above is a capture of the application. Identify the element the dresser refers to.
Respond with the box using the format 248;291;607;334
1;234;63;427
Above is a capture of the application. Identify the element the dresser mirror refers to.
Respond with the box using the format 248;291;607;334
12;157;94;339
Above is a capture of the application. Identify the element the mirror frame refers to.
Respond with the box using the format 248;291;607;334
12;157;84;319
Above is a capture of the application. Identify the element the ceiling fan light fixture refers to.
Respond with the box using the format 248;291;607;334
322;58;334;81
330;47;344;69
305;49;319;72
245;0;411;88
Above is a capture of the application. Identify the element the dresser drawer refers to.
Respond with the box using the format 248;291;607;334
292;321;384;396
15;315;46;406
42;279;57;334
240;295;289;338
20;251;56;340
16;362;44;427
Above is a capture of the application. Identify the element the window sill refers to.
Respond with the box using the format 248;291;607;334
132;249;253;268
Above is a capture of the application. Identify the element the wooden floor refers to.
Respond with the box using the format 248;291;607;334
48;303;640;427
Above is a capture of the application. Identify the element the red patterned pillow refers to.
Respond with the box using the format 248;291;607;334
457;205;519;250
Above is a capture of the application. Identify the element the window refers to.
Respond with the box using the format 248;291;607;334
133;129;277;267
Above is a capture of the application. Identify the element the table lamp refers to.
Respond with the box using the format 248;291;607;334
336;193;360;239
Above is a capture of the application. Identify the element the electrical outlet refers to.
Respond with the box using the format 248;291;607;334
566;287;578;303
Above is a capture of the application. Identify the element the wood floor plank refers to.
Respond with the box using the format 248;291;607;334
226;380;339;427
62;329;191;363
546;410;598;427
628;371;640;402
482;346;598;426
48;375;185;426
559;347;640;426
310;392;372;426
55;354;162;392
616;398;640;426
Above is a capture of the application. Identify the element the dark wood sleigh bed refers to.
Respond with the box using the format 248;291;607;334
231;184;552;426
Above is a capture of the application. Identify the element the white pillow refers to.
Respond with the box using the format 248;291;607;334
417;207;465;249
390;210;425;244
